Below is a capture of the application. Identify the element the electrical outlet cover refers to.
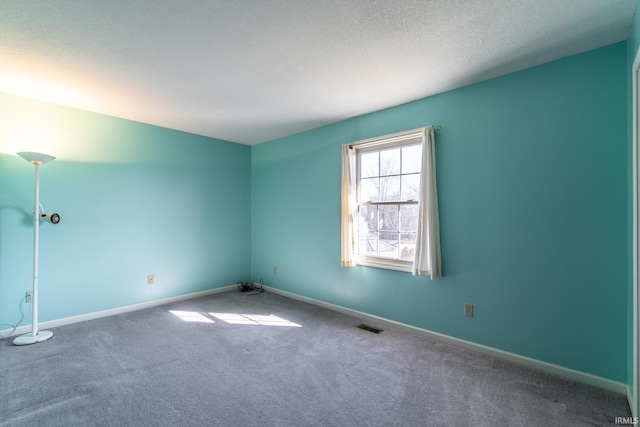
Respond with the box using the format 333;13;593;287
464;303;473;317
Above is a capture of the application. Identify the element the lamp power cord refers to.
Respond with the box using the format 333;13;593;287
0;295;27;341
236;279;264;296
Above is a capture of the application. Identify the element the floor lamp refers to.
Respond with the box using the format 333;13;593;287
13;151;56;346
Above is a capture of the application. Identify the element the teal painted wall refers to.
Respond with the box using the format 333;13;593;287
0;93;251;328
628;0;640;403
252;43;628;382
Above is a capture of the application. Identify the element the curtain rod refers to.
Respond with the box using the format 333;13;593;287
346;125;441;149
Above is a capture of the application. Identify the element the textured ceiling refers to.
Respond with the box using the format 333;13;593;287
0;1;637;145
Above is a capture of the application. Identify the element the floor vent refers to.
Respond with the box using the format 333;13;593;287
357;324;383;334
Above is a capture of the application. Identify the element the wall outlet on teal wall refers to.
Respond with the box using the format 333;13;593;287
148;275;155;285
464;304;473;317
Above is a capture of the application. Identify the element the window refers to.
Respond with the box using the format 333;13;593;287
356;137;422;270
341;127;441;277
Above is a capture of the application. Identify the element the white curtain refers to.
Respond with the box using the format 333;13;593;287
412;126;442;279
340;144;356;267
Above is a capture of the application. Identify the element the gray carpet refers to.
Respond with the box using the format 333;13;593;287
0;290;630;426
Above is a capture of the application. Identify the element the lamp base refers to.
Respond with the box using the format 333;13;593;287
12;330;54;346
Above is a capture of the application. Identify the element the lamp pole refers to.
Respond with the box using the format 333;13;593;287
31;161;41;337
13;152;56;346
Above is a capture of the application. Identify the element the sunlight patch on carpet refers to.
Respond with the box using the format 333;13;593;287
169;310;215;323
210;313;301;327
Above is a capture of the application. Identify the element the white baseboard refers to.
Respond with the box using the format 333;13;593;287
265;286;628;396
629;385;637;418
1;285;235;338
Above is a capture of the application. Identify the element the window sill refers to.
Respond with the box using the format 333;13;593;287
356;257;413;273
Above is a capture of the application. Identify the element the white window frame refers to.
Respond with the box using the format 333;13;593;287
351;128;426;272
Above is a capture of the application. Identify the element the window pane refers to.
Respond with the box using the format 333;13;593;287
400;232;416;260
379;205;399;232
379;231;399;258
360;152;379;178
359;205;378;256
380;148;400;176
360;177;380;202
359;205;378;231
401;174;420;201
359;231;378;255
402;145;422;174
380;176;400;202
399;205;418;232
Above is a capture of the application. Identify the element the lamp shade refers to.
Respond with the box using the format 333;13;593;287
17;152;56;165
